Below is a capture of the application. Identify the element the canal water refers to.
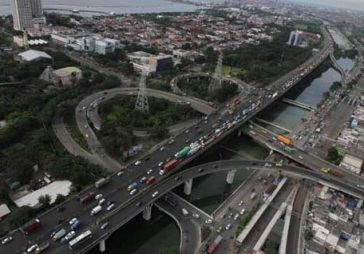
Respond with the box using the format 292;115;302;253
89;57;354;254
259;57;354;132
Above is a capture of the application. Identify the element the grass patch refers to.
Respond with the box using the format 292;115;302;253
235;201;261;237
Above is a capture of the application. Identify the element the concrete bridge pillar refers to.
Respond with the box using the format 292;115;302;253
184;179;193;195
143;204;153;221
99;239;106;252
226;169;237;184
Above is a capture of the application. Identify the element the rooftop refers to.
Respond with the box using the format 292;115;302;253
53;67;82;77
17;49;52;62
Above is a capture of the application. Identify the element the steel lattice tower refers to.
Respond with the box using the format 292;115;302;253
209;51;223;90
134;71;149;114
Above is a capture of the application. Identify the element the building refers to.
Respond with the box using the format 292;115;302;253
16;49;52;63
287;30;304;47
149;55;173;72
11;0;45;31
40;66;82;88
13;180;72;208
94;38;120;55
340;154;363;174
11;0;33;31
127;51;173;73
0;204;11;221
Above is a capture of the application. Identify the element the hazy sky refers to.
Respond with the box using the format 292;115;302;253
290;0;364;11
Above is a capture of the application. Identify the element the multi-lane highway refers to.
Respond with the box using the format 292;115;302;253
0;25;335;254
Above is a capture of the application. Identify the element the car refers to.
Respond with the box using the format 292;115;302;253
147;169;153;175
233;213;240;220
225;223;232;230
152;191;159;198
216;226;223;233
1;236;13;245
158;161;164;167
117;171;124;177
168;139;175;145
69;218;77;225
185;139;190;143
198;168;204;173
228;212;233;219
61;231;76;243
145;157;150;161
100;222;109;230
240;208;246;215
159;146;165;152
98;198;106;206
298;155;304;160
129;189;137;195
95;194;103;200
192;213;200;219
185;129;190;134
135;160;142;166
238;200;244;206
106;204;115;211
159;170;165;176
27;244;38;253
140;176;147;183
136;201;143;207
106;201;113;206
205;219;213;224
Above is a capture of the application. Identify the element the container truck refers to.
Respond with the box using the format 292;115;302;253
91;205;102;216
53;228;66;241
277;135;292;145
80;192;95;204
163;159;178;171
95;177;110;188
35;242;50;253
175;146;191;158
207;235;223;254
20;219;41;234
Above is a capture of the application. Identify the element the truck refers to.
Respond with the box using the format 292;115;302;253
70;219;81;230
277;135;292;145
80;192;95;204
284;145;295;154
91;205;102;216
35;242;50;254
332;170;343;177
95;177;110;188
20;219;41;235
53;228;66;241
175;146;191;158
207;235;223;254
163;159;178;172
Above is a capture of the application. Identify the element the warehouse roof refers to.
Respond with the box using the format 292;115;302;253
17;49;52;62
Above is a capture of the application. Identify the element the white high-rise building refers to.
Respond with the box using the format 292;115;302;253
11;0;33;31
11;0;44;31
30;0;43;18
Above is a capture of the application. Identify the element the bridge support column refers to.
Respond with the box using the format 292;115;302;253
143;204;153;221
184;179;193;195
99;239;106;252
226;169;237;184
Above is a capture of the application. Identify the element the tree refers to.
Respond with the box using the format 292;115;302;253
38;194;51;208
326;147;342;165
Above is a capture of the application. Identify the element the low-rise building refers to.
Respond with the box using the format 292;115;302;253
340;154;363;174
0;204;11;221
40;66;82;88
16;49;52;63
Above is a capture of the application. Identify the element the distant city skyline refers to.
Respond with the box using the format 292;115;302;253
290;0;364;11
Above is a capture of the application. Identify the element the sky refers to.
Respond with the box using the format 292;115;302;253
290;0;364;12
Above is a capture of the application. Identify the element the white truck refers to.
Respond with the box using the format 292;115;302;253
91;205;102;216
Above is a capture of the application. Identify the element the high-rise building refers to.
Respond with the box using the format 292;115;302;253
11;0;44;31
30;0;43;18
11;0;33;31
287;30;304;47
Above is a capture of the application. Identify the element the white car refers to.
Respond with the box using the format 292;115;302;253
98;198;106;206
135;160;142;166
69;217;77;225
95;194;103;200
117;171;124;177
158;162;164;167
152;191;159;198
106;203;115;211
233;213;240;220
159;146;165;151
298;155;304;160
27;244;38;253
205;219;212;224
225;223;232;230
1;236;13;245
129;189;137;195
100;222;109;230
240;208;246;215
192;213;200;219
147;169;153;175
238;200;244;206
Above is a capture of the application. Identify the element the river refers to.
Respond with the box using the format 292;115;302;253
0;0;199;16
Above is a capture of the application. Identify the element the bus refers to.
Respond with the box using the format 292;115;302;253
68;230;92;249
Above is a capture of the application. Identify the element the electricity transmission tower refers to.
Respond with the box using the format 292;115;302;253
209;51;224;90
134;71;149;114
